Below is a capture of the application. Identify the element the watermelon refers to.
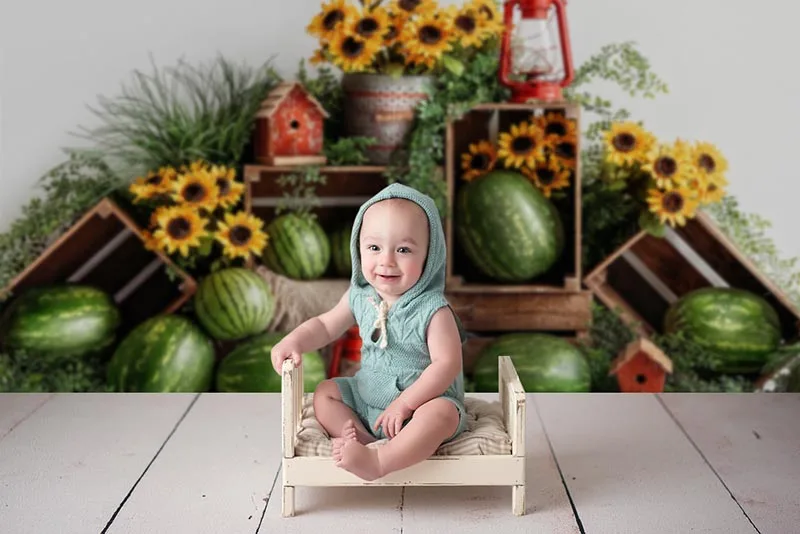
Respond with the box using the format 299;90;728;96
263;213;330;280
107;314;215;392
215;332;326;392
455;170;565;283
330;221;353;277
194;268;274;341
0;285;120;356
472;333;591;392
664;287;781;374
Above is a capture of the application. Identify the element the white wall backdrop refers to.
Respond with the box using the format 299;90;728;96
1;0;798;257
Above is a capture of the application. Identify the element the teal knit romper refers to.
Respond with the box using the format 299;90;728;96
332;183;468;442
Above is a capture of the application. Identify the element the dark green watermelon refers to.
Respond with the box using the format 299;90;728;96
473;333;591;392
215;332;326;392
330;221;353;277
263;213;330;280
455;170;565;282
107;314;215;392
0;285;120;356
194;268;274;341
664;287;781;374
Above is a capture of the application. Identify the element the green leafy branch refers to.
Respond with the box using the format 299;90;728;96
275;166;327;218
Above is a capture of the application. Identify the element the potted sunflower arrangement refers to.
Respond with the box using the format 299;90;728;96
128;160;269;273
600;121;729;231
306;0;505;164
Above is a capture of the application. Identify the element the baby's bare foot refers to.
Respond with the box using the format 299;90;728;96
332;420;359;462
335;440;384;481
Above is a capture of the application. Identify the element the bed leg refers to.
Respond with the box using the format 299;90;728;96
282;485;295;517
512;484;525;516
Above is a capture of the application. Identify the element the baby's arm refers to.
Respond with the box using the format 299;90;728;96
270;288;356;374
398;307;463;410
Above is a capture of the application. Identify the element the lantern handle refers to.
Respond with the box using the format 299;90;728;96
553;0;574;87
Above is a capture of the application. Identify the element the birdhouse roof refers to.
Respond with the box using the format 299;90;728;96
608;337;673;375
256;81;330;119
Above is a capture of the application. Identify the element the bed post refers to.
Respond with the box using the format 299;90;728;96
281;359;298;517
498;355;526;516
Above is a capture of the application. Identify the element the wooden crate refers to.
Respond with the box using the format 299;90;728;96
445;101;582;293
0;198;197;330
583;211;800;341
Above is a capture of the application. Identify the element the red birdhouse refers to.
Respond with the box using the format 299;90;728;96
252;81;329;166
609;338;673;393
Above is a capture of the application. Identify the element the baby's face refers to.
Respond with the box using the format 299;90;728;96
359;199;429;302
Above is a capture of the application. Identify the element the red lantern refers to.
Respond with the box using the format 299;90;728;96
498;0;575;102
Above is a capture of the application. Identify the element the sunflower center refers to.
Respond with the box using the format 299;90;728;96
323;9;345;30
654;156;677;177
399;0;421;12
456;15;476;33
470;154;490;171
146;175;163;186
356;17;380;38
556;141;576;160
662;192;684;213
537;169;555;185
612;133;636;152
420;25;443;45
698;154;716;173
342;36;365;58
216;178;231;197
167;217;192;240
708;183;718;192
384;25;398;41
545;123;567;137
511;136;534;155
183;183;207;202
230;225;253;246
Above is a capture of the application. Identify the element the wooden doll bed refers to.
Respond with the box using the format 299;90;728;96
280;356;527;517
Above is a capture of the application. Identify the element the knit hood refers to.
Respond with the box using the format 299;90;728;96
350;183;446;315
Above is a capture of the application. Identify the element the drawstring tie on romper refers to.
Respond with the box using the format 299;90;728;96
367;297;389;349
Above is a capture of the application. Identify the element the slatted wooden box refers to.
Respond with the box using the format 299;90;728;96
445;101;582;293
583;211;800;342
0;198;197;331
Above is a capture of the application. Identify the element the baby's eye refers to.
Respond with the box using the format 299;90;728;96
397;247;411;254
367;244;380;252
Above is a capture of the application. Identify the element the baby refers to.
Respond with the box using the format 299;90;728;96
271;183;467;481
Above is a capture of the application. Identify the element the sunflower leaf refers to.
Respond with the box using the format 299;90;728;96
441;56;465;77
638;211;666;237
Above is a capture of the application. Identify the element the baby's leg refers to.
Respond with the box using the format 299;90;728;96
336;397;459;481
313;379;375;445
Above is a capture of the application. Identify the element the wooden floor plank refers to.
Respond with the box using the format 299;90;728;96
0;393;194;534
660;393;800;534
534;393;757;534
105;393;282;534
402;393;580;533
0;394;53;441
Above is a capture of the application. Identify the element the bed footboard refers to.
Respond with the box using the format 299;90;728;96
498;355;526;516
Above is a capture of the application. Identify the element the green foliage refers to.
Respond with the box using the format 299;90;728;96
324;136;378;166
0;349;113;393
274;166;327;219
297;62;346;145
75;54;281;173
0;152;124;296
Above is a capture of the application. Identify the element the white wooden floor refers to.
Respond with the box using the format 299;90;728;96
1;393;797;534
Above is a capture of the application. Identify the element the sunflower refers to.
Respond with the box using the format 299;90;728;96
536;112;577;141
645;186;698;227
152;206;209;257
172;169;220;211
401;11;454;60
550;132;578;169
329;31;380;72
682;173;709;201
215;212;269;260
451;5;491;48
642;141;695;190
129;167;177;203
460;141;497;181
209;165;245;210
604;122;656;167
389;0;437;18
140;230;162;252
307;0;358;41
403;51;437;70
692;141;728;179
346;6;391;42
310;47;328;65
471;0;504;35
497;121;545;169
700;174;728;205
521;158;571;198
383;17;405;47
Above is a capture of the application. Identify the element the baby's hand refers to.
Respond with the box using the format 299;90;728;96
375;397;414;439
270;340;302;375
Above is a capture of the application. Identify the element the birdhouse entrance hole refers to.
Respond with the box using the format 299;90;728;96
290;119;300;130
635;374;647;384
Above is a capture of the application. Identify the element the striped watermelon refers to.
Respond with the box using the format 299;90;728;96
194;268;274;341
455;170;564;282
215;332;326;392
0;285;120;356
664;287;781;374
330;221;353;277
472;333;591;392
107;314;215;392
263;213;330;280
